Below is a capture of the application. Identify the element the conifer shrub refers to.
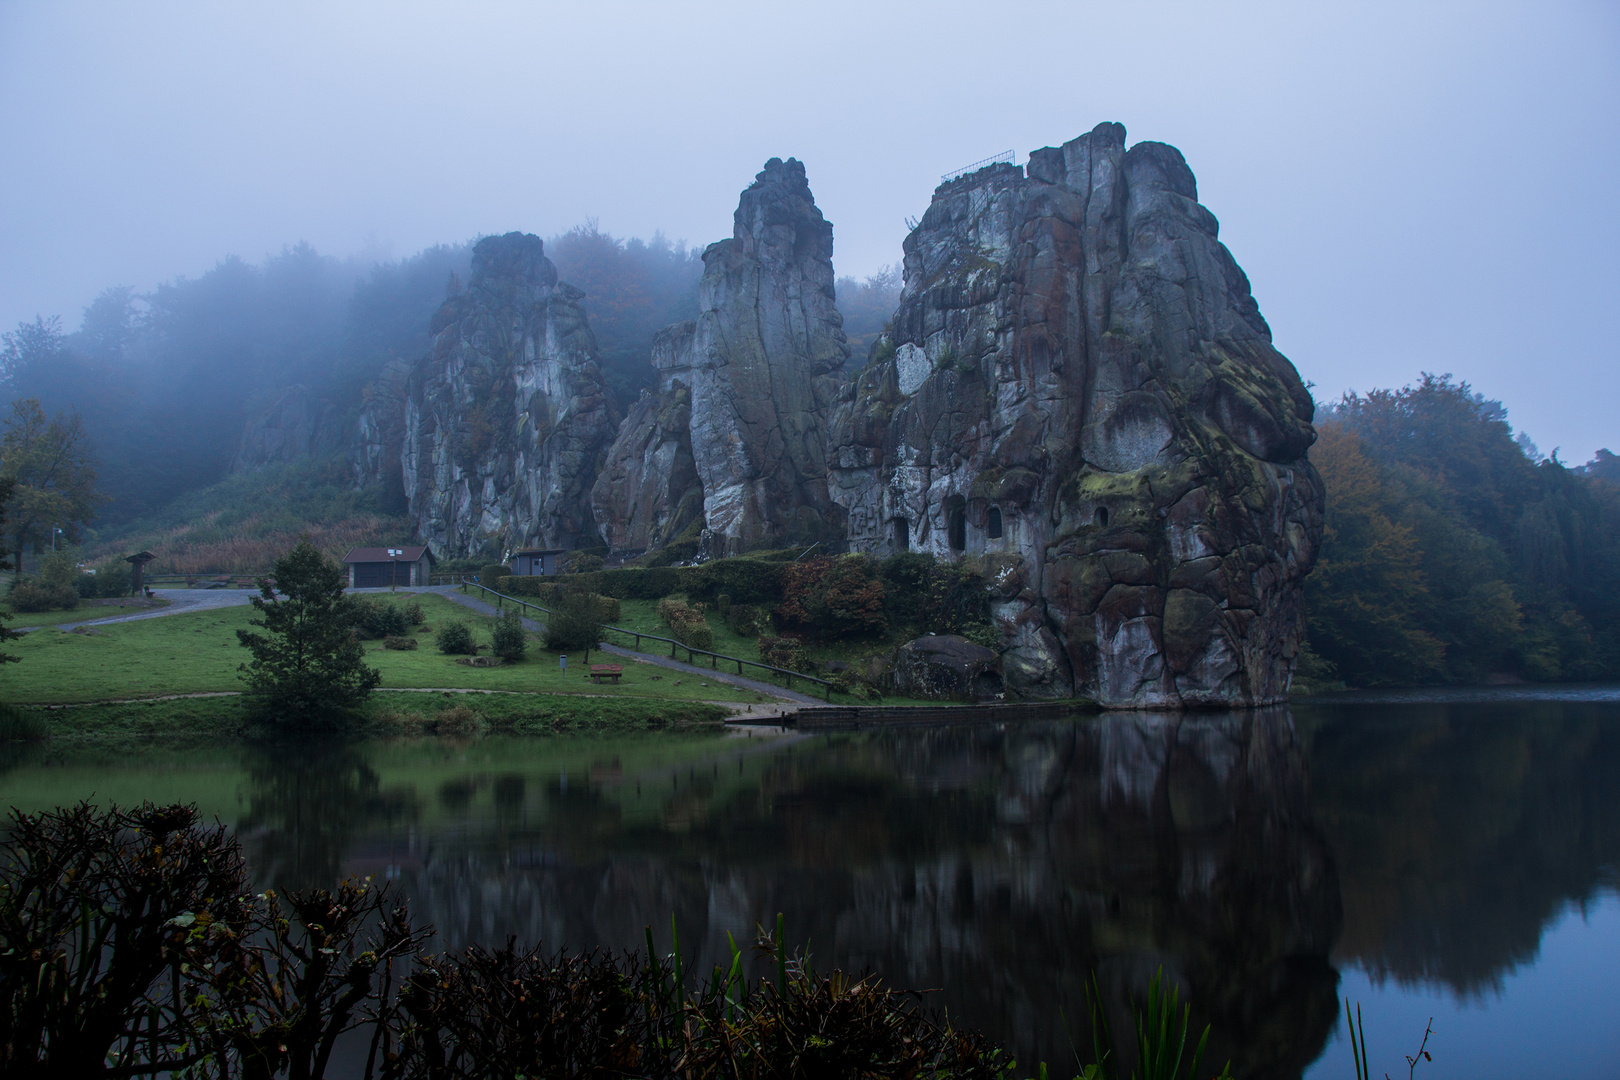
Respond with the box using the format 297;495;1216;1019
436;620;476;655
544;579;608;652
479;563;513;589
347;596;411;639
491;609;527;661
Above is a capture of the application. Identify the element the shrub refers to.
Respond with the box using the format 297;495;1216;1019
727;603;762;637
544;578;608;652
434;703;483;735
382;636;418;651
479;563;512;589
566;552;604;574
656;597;713;650
436;620;476;655
774;554;887;640
715;592;731;616
758;634;807;672
347;596;411;639
879;552;991;636
498;575;553;598
491;609;527;661
403;599;424;625
92;558;134;598
8;581;79;612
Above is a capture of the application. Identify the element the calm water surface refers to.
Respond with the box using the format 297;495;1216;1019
4;687;1618;1079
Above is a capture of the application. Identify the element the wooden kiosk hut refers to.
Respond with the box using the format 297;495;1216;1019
123;551;156;596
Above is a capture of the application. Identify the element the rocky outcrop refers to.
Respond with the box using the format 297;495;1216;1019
588;323;704;555
401;232;619;555
230;384;345;472
591;158;849;557
827;123;1323;708
891;634;1002;700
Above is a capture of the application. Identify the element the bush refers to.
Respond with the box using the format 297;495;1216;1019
566;551;605;574
492;609;527;661
498;574;554;598
94;559;134;598
656;597;713;650
758;634;807;672
715;592;732;616
347;596;411;639
436;620;476;655
774;554;887;640
382;636;418;651
583;558;787;605
479;563;512;589
879;552;991;636
544;579;607;652
8;581;79;612
403;599;424;625
727;603;762;637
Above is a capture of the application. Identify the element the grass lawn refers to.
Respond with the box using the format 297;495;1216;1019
0;593;769;706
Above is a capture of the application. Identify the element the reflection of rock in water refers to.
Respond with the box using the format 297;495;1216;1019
392;715;1339;1079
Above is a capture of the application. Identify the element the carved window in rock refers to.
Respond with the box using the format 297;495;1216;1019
1094;506;1110;528
947;496;967;552
986;506;1003;539
894;517;910;550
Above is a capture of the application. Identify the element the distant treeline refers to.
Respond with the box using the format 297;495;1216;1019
0;228;899;532
1304;375;1620;686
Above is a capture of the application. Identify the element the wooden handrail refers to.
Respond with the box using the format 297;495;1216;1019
456;576;837;701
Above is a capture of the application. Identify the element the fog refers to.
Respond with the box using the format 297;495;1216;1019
1;0;1616;458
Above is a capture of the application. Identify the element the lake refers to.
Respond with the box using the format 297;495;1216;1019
4;686;1618;1078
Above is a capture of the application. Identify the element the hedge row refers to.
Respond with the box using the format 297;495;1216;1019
499;559;787;606
493;577;623;623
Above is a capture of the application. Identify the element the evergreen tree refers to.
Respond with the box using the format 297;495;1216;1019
236;540;380;724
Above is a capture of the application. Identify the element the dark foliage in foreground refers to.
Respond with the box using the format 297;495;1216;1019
0;802;1019;1078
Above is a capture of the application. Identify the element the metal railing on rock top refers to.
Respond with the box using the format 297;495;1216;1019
456;577;838;701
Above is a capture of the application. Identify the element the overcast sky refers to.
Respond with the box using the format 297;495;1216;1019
2;1;1616;459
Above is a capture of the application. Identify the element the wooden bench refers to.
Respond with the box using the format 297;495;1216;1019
589;664;624;684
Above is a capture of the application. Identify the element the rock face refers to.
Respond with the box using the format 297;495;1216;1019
827;123;1323;708
231;385;344;472
891;634;1003;700
401;232;620;555
592;158;849;557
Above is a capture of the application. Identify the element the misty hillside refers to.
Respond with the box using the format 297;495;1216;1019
0;229;901;540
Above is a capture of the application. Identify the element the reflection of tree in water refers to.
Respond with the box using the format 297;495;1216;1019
1302;699;1620;996
399;714;1341;1079
235;740;419;890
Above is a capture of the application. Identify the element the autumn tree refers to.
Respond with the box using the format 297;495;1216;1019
1305;423;1447;685
236;540;380;725
0;397;104;582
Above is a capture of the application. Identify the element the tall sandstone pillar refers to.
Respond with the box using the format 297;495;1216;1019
593;158;849;557
827;123;1324;708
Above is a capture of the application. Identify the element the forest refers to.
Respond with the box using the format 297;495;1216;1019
0;236;1614;689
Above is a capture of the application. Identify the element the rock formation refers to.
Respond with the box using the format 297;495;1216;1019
400;232;619;555
592;158;849;557
827;123;1323;707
